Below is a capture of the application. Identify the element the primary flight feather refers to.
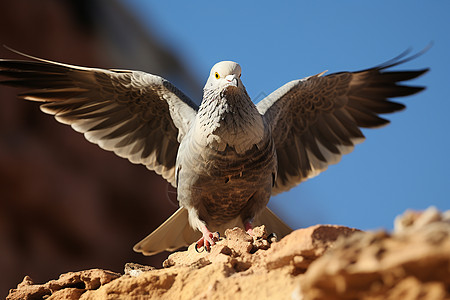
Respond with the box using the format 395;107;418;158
0;49;428;254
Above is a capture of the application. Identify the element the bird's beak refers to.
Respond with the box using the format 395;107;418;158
225;74;239;87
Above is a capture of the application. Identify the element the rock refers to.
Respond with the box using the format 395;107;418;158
7;276;49;300
162;225;272;269
394;206;450;234
7;225;354;299
47;288;85;300
262;225;360;274
7;209;450;299
301;208;450;300
7;269;120;300
124;263;156;277
81;271;178;300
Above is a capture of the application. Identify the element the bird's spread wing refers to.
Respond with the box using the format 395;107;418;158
257;50;428;195
0;52;198;186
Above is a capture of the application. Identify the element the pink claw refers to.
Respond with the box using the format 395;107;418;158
244;220;254;236
195;225;220;252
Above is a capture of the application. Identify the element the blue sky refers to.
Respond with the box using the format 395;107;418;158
125;1;449;230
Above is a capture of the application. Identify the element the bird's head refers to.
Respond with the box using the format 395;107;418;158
204;61;244;96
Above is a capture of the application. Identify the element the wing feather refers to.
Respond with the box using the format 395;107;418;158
0;53;199;186
257;50;428;194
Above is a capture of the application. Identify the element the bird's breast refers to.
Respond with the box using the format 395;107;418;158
195;95;266;153
176;127;277;225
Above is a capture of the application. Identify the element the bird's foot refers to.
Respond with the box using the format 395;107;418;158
195;225;220;253
244;220;254;236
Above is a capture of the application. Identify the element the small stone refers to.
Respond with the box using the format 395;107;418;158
124;263;155;277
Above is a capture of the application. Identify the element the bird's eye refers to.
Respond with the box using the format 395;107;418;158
215;72;220;79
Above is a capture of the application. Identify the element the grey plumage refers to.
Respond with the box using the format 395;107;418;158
0;49;428;255
0;53;197;186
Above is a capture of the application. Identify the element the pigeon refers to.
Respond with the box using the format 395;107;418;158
0;48;428;255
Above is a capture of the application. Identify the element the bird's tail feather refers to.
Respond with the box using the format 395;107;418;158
133;207;200;256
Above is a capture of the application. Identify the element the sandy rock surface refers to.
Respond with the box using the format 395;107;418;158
301;207;450;300
7;269;120;300
7;208;450;300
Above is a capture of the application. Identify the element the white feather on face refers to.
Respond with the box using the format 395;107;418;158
204;61;243;92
